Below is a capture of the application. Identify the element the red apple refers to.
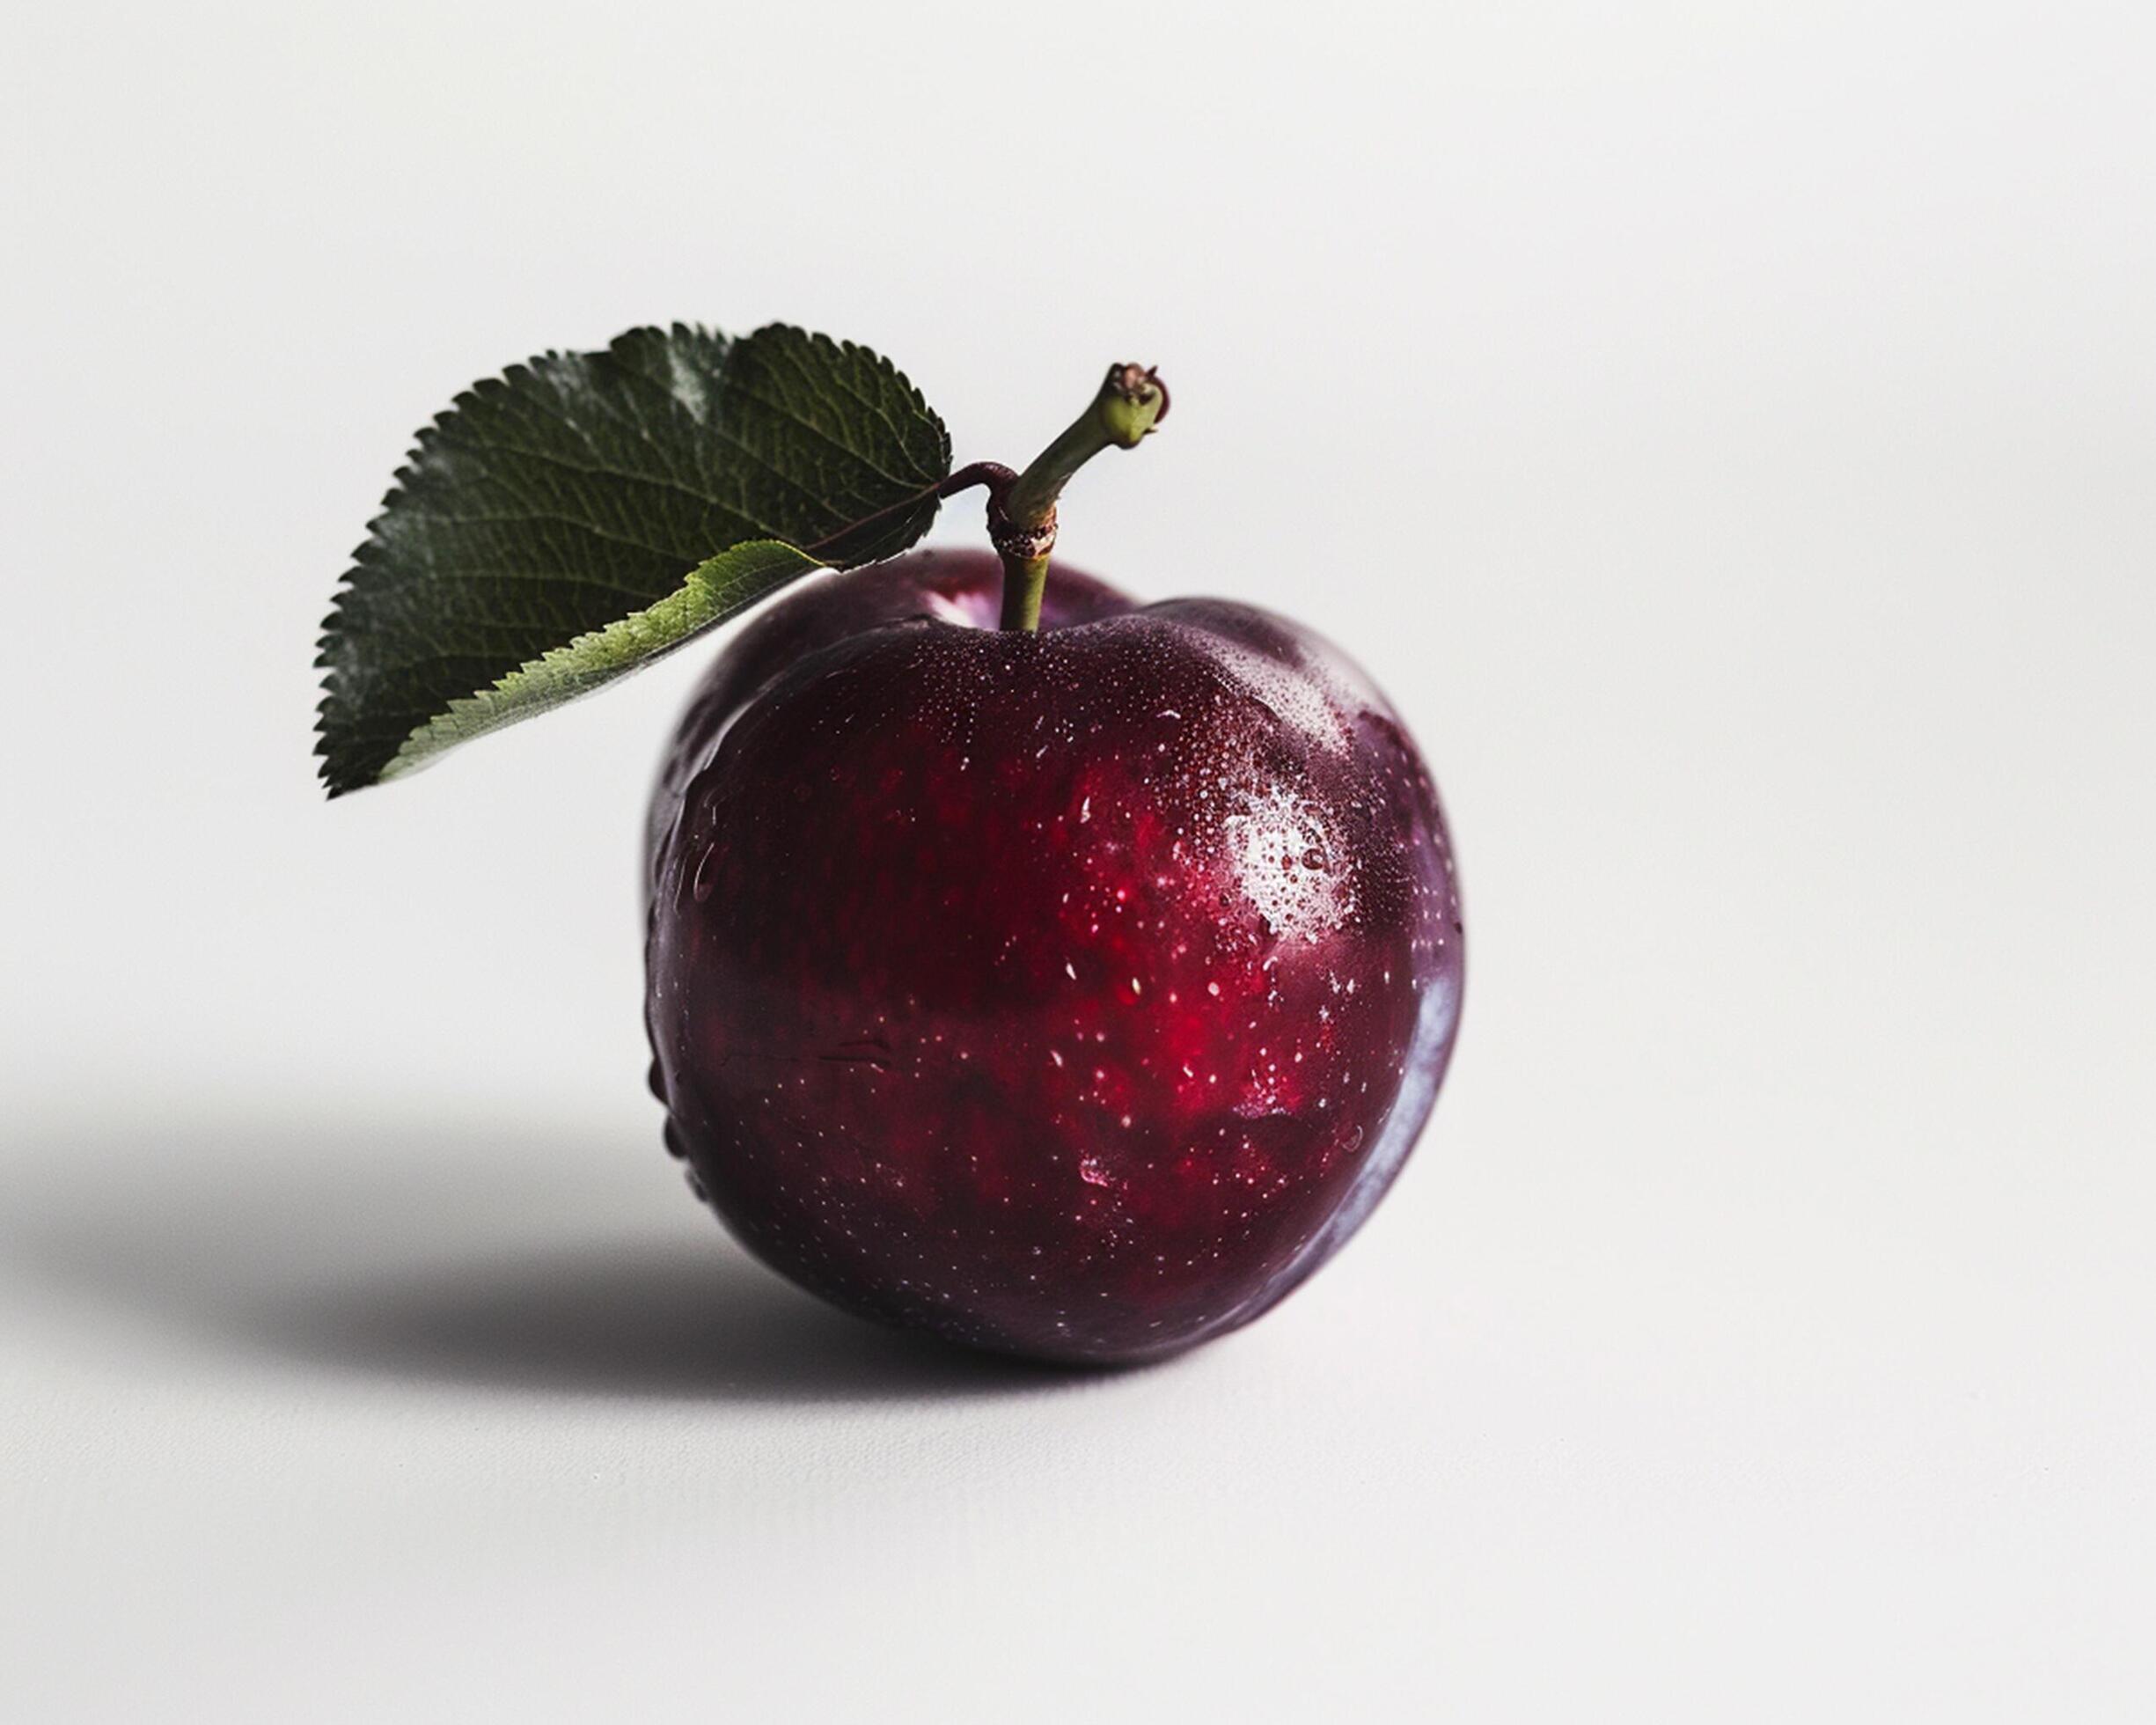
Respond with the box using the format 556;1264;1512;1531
645;547;1463;1364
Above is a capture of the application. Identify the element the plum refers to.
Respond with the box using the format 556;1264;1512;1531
645;548;1463;1363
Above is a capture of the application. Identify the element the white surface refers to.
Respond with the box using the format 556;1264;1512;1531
6;3;2153;1719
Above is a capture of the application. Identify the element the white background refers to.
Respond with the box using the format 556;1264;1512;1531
6;2;2153;1718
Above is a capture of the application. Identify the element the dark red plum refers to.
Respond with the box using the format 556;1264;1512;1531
645;548;1463;1364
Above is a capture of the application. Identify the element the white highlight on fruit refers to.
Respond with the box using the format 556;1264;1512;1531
1184;629;1378;755
1223;786;1353;943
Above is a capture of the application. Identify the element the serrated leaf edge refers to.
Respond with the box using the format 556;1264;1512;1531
312;321;950;795
377;539;827;784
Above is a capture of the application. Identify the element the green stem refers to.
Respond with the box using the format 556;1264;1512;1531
993;363;1170;632
1000;553;1052;632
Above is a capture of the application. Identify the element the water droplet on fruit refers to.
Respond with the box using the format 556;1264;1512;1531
692;846;718;902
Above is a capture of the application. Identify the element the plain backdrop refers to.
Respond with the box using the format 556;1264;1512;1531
5;2;2153;1719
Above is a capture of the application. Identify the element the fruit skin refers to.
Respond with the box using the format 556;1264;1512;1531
645;547;1463;1364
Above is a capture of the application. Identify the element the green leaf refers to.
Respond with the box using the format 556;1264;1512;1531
316;323;950;795
379;539;824;783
